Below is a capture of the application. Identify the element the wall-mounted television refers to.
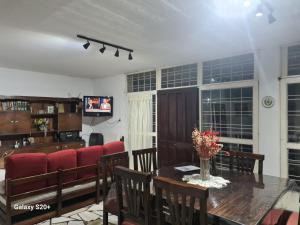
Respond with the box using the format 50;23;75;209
83;96;113;117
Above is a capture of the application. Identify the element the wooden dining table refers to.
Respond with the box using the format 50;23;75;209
152;163;292;225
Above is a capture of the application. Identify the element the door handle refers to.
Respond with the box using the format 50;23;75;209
15;120;19;123
10;120;14;124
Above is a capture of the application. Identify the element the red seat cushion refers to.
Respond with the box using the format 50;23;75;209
47;149;77;185
287;212;299;225
122;219;140;225
103;141;125;155
262;209;285;225
5;153;48;195
77;146;104;179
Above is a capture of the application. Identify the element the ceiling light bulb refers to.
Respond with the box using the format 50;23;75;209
128;52;133;60
243;0;251;7
268;13;276;24
115;49;119;57
99;45;106;53
255;4;263;17
83;40;90;49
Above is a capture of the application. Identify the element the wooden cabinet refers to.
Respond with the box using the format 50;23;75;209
58;113;82;131
0;96;83;156
0;112;31;135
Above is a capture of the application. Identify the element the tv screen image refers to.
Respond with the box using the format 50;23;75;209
83;96;113;117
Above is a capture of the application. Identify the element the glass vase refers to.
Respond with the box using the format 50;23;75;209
200;157;210;181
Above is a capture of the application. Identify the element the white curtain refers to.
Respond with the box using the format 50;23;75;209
128;92;153;151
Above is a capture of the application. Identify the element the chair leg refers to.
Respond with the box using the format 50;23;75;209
103;211;108;225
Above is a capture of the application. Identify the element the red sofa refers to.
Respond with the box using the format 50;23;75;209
0;141;125;225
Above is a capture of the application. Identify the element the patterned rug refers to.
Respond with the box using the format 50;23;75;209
36;202;117;225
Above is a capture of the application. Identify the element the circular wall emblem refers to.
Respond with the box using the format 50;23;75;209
262;96;275;108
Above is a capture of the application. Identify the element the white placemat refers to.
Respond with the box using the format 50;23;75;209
182;174;230;189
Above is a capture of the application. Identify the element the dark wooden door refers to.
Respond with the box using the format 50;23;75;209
157;87;199;167
14;112;31;134
58;113;82;131
0;112;16;135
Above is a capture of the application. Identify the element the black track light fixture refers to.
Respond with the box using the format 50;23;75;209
115;48;119;57
255;4;263;17
77;35;134;60
128;52;133;60
268;13;276;24
99;44;106;53
83;40;90;49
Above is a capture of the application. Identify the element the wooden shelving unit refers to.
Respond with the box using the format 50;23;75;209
0;95;85;168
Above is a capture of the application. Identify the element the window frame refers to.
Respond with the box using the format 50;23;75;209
280;43;300;179
198;54;259;154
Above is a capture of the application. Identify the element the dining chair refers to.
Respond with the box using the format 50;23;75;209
154;176;209;225
101;151;129;225
115;166;152;225
132;148;157;173
227;150;265;174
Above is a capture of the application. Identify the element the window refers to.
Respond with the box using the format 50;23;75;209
288;149;300;183
127;71;156;93
201;87;253;139
281;44;300;180
161;63;197;88
203;54;254;84
201;53;256;157
288;44;300;76
288;83;300;142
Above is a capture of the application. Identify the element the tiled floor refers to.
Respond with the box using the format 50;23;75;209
36;202;117;225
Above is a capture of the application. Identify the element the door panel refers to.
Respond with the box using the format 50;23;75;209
58;113;82;131
157;87;199;167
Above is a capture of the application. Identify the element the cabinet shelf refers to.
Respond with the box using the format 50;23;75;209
31;113;58;118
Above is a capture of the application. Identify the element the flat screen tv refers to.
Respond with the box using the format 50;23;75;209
83;96;113;117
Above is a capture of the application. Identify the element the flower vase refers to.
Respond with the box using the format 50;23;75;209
200;157;210;181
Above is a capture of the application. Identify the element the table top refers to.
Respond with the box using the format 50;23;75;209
154;164;291;225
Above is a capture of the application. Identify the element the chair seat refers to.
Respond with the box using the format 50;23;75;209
287;212;299;225
122;219;140;225
262;209;285;225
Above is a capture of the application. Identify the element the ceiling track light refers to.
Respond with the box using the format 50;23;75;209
83;40;90;49
128;52;133;60
115;48;119;57
99;44;106;53
268;13;276;24
255;4;264;17
77;34;134;60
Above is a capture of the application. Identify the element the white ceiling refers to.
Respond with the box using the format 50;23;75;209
0;0;299;78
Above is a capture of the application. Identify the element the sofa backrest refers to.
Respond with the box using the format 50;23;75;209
77;145;104;179
5;153;48;195
103;141;125;155
47;149;77;185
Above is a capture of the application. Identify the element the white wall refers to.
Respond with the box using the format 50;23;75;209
92;74;128;145
0;67;94;144
257;47;281;176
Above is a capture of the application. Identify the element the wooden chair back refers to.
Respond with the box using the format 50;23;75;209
132;148;157;173
154;176;209;225
115;166;152;225
228;150;265;174
101;151;129;196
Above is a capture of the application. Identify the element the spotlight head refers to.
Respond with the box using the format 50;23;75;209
268;13;276;24
99;45;106;53
83;40;90;49
256;4;263;17
115;48;119;57
128;52;133;60
243;0;251;7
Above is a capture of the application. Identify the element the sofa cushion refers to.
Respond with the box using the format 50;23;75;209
77;146;104;179
47;149;77;185
103;141;125;155
287;212;299;225
5;153;48;195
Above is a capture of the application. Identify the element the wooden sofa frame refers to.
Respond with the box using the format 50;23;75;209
0;161;103;225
